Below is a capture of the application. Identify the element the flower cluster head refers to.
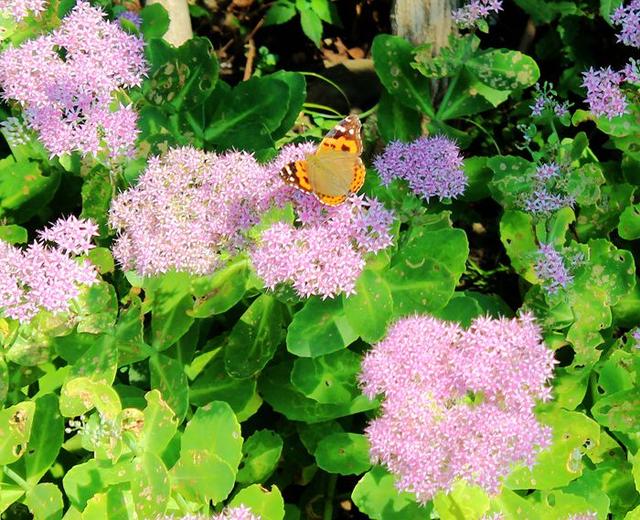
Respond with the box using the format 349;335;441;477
582;67;628;119
110;146;277;276
0;0;46;20
117;10;142;29
566;513;598;520
374;136;466;201
533;243;580;295
530;83;570;118
521;162;574;216
250;143;394;299
612;0;640;48
452;0;503;29
0;217;99;323
359;313;555;503
0;1;147;158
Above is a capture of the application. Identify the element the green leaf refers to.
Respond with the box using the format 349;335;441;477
0;356;8;405
592;387;640;435
0;224;27;244
619;203;640;240
290;349;361;404
0;157;61;223
385;226;468;317
372;35;434;117
191;257;251;317
260;361;376;423
0;484;24;515
0;401;35;464
150;272;195;351
487;155;534;209
70;333;118;384
287;298;357;357
505;409;601;490
224;295;286;378
189;353;258;416
377;89;421;142
139;390;178;456
343;268;393;343
600;0;624;22
237;430;284;485
499;210;538;283
229;484;285;520
171;449;236;504
299;8;323;47
140;3;170;39
24;394;63;484
264;1;296;26
59;377;121;419
130;453;170;519
80;488;130;520
143;37;218;112
352;466;427;519
149;353;189;422
80;167;111;235
75;282;118;334
24;483;63;520
466;48;540;90
462;157;492;201
433;481;491;519
576;183;635;241
269;71;306;140
314;433;371;475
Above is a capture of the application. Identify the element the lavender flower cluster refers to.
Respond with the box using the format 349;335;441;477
156;506;260;520
251;144;394;299
110;146;276;276
373;136;467;201
530;83;569;118
452;0;503;29
0;1;147;158
0;0;46;20
521;162;574;216
359;313;555;503
534;244;574;295
0;216;99;323
582;67;629;119
612;0;640;48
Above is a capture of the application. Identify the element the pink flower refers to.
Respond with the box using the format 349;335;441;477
38;215;99;255
251;143;394;299
0;1;146;157
0;0;46;20
359;313;555;503
110;146;276;276
0;218;99;323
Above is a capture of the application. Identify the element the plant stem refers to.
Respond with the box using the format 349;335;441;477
323;474;337;520
3;466;29;490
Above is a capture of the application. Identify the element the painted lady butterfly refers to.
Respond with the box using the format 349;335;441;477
280;115;366;206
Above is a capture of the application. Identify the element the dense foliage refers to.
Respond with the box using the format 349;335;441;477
0;0;639;519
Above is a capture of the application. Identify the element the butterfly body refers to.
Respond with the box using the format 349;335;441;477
280;115;365;206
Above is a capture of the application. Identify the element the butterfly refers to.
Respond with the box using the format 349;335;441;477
280;115;366;206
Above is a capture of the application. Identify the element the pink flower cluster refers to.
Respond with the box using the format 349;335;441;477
0;0;46;20
582;67;629;119
452;0;503;29
156;506;260;520
0;1;146;158
0;216;99;323
250;144;394;299
110;147;276;276
612;0;640;48
359;313;555;503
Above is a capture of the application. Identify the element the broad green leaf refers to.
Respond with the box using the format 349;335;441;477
130;453;170;519
377;89;421;142
462;157;492;201
69;333;118;384
433;293;483;327
150;272;195;351
372;35;434;117
189;354;258;415
506;409;601;490
343;268;393;343
24;483;63;520
297;421;344;455
171;449;236;504
140;3;169;39
0;224;27;244
229;484;285;520
314;433;371;475
143;37;218;111
576;184;635;241
59;377;121;419
260;362;376;423
592;387;640;436
181;401;243;470
385;226;468;317
0;356;7;405
191;257;251;317
237;430;284;485
433;481;490;520
224;295;285;378
75;282;118;334
80;167;111;235
499;210;538;283
352;466;427;520
290;349;361;405
149;354;189;422
299;7;322;47
268;71;306;140
264;2;296;26
0;484;24;515
619;203;640;240
287;298;357;357
487;155;533;209
81;488;129;520
139;390;178;456
24;394;63;484
466;48;539;90
0;401;35;464
63;460;107;511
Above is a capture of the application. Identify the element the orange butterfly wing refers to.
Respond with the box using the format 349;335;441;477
279;115;365;206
